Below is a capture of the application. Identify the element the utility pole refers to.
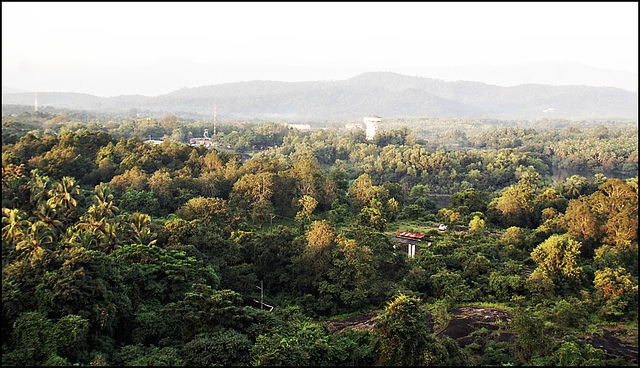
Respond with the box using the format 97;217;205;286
253;280;274;311
257;280;264;310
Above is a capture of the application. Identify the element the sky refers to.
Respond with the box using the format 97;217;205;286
2;2;638;96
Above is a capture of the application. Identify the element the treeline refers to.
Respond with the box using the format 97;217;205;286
468;125;638;173
1;113;638;366
3;110;636;180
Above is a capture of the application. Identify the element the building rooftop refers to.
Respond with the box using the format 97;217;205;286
395;231;424;239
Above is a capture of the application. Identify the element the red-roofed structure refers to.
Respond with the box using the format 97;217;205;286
391;231;425;258
395;231;425;240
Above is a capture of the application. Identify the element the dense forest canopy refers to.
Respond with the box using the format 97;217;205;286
2;109;638;366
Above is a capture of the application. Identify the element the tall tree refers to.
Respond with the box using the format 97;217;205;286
47;176;81;223
530;234;583;288
2;208;29;244
371;293;436;366
16;221;54;264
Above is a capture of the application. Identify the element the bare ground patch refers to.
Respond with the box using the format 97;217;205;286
327;306;637;364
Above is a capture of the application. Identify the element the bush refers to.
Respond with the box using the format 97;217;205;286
181;330;251;366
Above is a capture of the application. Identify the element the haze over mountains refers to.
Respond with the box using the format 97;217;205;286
2;61;637;121
2;59;638;97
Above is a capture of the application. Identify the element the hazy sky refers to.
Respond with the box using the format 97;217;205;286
2;2;638;95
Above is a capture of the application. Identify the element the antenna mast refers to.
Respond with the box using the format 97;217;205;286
213;104;217;136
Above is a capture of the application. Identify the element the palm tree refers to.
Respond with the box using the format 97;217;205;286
16;221;54;264
563;175;585;199
62;225;98;250
100;221;121;254
93;183;119;217
48;176;81;222
128;212;157;246
78;204;107;235
29;201;64;239
28;171;52;209
2;208;30;244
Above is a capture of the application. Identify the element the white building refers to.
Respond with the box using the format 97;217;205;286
363;115;381;140
286;123;311;131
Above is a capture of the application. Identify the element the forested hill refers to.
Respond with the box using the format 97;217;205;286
2;72;637;119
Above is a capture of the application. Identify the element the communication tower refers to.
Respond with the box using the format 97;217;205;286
213;105;217;136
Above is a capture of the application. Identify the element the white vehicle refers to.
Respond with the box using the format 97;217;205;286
438;224;448;231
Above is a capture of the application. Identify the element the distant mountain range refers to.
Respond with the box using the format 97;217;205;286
2;72;637;120
3;59;638;97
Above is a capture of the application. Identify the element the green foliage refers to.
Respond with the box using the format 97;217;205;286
429;268;469;302
356;200;388;231
114;344;184;366
167;284;256;339
488;181;535;228
371;293;429;366
113;243;219;303
1;118;637;366
247;225;301;295
181;329;252;366
510;305;553;365
547;297;590;334
7;311;57;365
295;194;318;223
6;311;89;366
535;335;608;366
530;234;583;288
319;233;383;312
119;187;162;217
371;293;469;366
476;340;517;366
130;300;178;346
489;269;526;302
250;306;341;366
593;266;638;319
449;187;489;213
468;214;486;233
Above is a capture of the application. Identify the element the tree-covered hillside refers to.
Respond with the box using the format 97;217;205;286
2;111;638;366
2;72;637;120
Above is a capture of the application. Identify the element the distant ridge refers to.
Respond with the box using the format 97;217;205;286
2;86;31;94
2;72;637;120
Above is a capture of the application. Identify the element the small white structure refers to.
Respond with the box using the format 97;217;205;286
345;123;363;131
286;123;311;131
363;115;381;140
